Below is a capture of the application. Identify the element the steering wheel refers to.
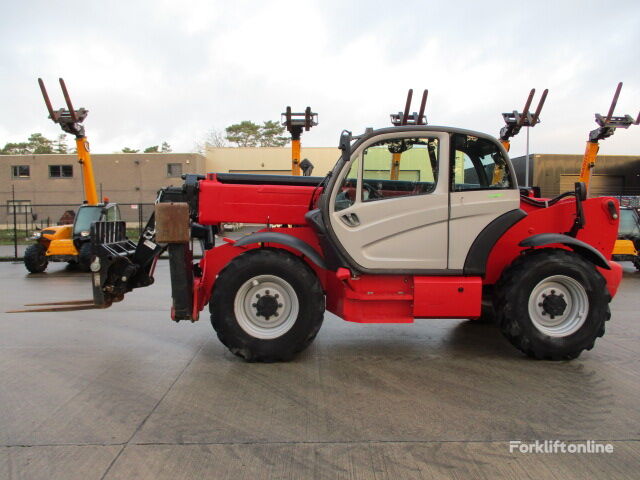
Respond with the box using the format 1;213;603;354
362;182;383;200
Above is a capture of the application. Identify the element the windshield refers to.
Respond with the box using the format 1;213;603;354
618;209;640;237
73;206;103;235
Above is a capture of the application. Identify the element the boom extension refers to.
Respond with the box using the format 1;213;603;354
499;88;548;152
38;78;98;205
580;82;640;193
281;107;318;176
389;89;429;180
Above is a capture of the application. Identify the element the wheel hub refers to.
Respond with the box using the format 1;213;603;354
541;291;567;318
253;293;282;320
234;275;299;339
528;275;589;338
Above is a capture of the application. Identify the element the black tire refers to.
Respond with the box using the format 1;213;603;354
210;248;325;362
633;256;640;271
24;243;48;273
472;303;497;325
495;249;610;360
78;242;93;272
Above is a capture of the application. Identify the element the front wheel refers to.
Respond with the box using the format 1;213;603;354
24;243;48;273
78;242;93;272
210;249;325;362
495;249;610;360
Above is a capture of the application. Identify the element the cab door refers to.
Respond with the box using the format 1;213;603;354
448;133;521;269
328;131;450;271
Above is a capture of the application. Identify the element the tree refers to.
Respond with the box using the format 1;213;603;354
27;133;54;154
224;120;290;147
144;145;159;153
205;129;227;147
226;121;261;147
53;134;69;154
259;120;289;147
121;147;140;153
194;129;228;153
0;132;56;154
1;142;31;154
161;142;172;153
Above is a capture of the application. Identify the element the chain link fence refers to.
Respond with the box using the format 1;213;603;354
0;202;154;259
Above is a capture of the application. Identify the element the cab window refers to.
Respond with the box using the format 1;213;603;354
451;134;512;191
105;205;120;221
360;137;438;203
334;157;359;211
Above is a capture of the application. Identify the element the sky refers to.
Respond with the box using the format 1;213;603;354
1;0;639;158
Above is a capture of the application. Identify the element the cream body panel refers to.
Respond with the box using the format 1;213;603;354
448;189;520;269
329;131;450;270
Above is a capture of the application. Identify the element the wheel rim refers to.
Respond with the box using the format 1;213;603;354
528;275;589;337
234;274;299;339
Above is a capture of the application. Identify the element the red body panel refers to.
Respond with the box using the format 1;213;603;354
413;277;481;318
485;197;622;297
193;180;622;323
199;174;315;225
329;274;414;323
192;227;326;320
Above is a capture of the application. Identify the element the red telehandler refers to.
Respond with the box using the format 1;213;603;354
17;89;625;363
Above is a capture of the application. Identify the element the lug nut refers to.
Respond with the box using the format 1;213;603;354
551;290;555;294
252;303;257;308
256;294;260;298
266;290;270;295
278;303;283;308
275;294;279;298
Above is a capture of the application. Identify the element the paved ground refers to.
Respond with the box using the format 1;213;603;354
0;260;639;479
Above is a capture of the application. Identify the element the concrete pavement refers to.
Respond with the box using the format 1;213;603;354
1;261;639;479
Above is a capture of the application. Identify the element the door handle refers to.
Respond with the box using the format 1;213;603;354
340;213;360;227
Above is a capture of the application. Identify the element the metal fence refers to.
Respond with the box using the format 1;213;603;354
1;202;154;259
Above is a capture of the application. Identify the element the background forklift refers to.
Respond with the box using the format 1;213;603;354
612;206;640;270
577;82;640;270
24;79;120;273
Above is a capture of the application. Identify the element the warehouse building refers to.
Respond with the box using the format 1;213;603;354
510;154;640;197
1;152;204;224
204;146;339;175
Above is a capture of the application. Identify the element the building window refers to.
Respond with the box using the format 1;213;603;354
7;200;32;214
11;165;30;178
49;165;73;178
167;163;183;177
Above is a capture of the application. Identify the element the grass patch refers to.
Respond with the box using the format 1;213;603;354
0;230;30;245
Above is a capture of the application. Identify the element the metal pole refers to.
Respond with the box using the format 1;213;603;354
12;185;18;259
525;126;530;187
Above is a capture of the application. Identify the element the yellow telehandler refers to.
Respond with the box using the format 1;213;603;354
24;78;121;273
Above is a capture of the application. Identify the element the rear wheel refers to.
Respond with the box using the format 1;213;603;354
210;249;325;362
24;243;48;273
495;249;610;360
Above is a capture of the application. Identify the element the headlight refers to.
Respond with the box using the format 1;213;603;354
80;230;90;237
31;231;42;240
